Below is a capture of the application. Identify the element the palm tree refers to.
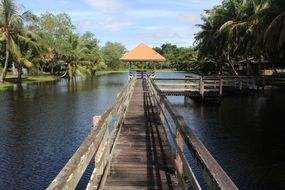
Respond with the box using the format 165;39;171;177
60;33;97;79
195;6;224;74
264;0;285;56
215;0;254;75
0;0;33;82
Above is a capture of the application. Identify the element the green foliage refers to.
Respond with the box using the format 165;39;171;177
0;9;108;79
154;44;198;71
27;13;103;78
0;0;36;81
101;42;126;70
195;0;285;75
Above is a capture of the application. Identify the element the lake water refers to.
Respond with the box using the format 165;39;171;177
0;72;284;189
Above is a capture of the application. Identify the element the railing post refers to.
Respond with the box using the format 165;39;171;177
199;77;204;97
175;130;184;175
262;76;265;92
93;115;103;173
94;124;109;176
159;100;165;124
252;77;256;90
219;78;223;96
93;115;101;127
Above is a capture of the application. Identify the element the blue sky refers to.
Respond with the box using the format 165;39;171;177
17;0;222;50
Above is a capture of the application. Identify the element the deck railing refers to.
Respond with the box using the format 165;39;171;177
146;77;238;190
129;69;155;79
154;76;257;97
47;78;136;190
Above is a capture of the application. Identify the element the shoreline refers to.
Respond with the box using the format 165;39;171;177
0;75;61;91
0;70;186;91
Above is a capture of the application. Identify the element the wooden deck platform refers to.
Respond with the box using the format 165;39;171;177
47;77;238;190
104;79;180;189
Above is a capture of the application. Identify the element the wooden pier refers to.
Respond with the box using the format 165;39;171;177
104;80;179;189
154;76;257;98
47;77;238;190
154;75;285;99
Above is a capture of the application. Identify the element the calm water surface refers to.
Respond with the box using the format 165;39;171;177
170;87;285;190
0;72;284;189
0;73;129;189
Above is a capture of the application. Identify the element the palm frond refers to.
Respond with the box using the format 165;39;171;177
0;0;19;26
8;14;22;29
17;34;39;50
218;20;235;33
9;38;32;68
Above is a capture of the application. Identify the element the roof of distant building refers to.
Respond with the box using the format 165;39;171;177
120;43;166;62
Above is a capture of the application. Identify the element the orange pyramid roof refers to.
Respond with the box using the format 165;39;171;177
120;43;166;62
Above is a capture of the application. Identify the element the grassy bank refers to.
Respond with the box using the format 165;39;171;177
25;75;60;82
0;82;12;91
0;70;183;91
95;70;127;76
0;71;125;90
0;75;60;91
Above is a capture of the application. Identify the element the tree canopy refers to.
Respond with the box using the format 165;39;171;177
0;1;126;82
195;0;285;75
1;0;285;81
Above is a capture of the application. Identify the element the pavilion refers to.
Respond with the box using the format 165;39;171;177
120;43;166;79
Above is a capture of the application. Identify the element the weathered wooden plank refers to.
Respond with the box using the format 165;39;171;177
147;77;238;190
159;93;238;189
47;78;136;190
104;186;182;190
104;79;180;189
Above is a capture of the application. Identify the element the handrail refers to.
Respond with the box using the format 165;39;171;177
154;76;257;96
47;78;136;190
146;77;238;190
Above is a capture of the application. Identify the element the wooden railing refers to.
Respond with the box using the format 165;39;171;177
256;75;285;87
154;76;257;97
47;78;136;190
129;69;155;79
146;77;238;190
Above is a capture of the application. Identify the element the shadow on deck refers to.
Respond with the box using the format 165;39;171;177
104;79;180;189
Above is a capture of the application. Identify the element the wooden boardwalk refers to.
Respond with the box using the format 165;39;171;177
47;77;238;190
104;79;180;189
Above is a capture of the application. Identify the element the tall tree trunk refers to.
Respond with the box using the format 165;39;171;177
215;58;223;75
245;56;249;75
40;65;44;75
51;66;54;75
227;53;238;75
17;66;22;82
0;42;10;82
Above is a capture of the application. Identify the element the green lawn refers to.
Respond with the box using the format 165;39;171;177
95;70;127;76
26;75;60;82
0;74;60;91
0;82;12;90
0;70;182;91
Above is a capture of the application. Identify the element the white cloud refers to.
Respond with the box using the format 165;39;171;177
77;19;133;31
66;11;101;17
83;0;121;12
139;31;192;40
76;21;97;31
141;26;164;31
177;13;201;25
80;0;133;31
128;9;176;18
96;20;133;31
